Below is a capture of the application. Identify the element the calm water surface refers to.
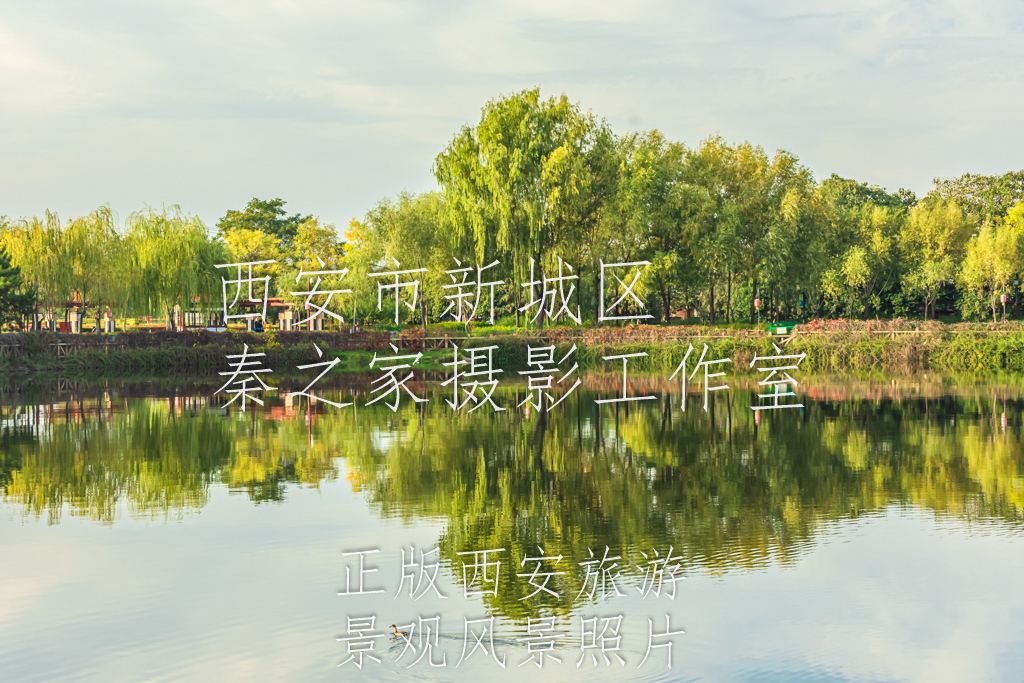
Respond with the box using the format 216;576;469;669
2;375;1024;682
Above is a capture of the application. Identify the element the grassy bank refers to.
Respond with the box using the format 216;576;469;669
6;327;1024;377
573;330;1024;375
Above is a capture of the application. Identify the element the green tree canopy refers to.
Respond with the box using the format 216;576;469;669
0;242;34;325
933;170;1024;221
820;173;916;213
216;198;311;248
901;198;974;319
434;88;615;326
126;206;226;328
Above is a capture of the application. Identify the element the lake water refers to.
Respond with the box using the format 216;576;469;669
2;374;1024;682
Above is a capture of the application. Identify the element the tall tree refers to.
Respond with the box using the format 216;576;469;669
959;202;1024;321
64;207;124;331
272;217;349;324
216;198;311;248
291;217;345;269
434;88;613;327
603;131;707;322
1;212;62;326
339;218;384;326
126;206;226;330
901;198;974;319
363;192;447;334
2;208;130;329
959;223;1020;322
0;243;34;326
685;137;814;323
821;203;904;318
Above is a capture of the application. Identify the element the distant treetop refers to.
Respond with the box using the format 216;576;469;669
819;174;916;213
216;198;311;247
931;171;1024;221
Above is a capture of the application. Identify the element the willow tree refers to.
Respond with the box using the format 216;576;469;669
600;130;707;322
1;208;131;330
339;218;384;326
2;212;63;326
125;206;225;330
699;140;816;324
901;198;974;319
64;207;126;330
362;191;449;333
820;203;904;319
959;203;1024;322
434;88;614;327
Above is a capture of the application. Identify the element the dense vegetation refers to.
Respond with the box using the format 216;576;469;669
0;206;225;329
2;88;1024;329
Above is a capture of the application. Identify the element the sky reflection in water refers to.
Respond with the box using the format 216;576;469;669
2;375;1024;682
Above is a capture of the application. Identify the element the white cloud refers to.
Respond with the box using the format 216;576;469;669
0;0;1021;227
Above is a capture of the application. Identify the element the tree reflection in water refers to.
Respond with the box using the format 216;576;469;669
2;377;1023;620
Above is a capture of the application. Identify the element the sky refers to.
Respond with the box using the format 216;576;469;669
1;0;1022;231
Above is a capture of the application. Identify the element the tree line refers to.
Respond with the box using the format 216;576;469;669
2;87;1024;329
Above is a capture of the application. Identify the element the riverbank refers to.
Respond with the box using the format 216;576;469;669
4;319;1024;377
567;319;1024;374
0;329;390;375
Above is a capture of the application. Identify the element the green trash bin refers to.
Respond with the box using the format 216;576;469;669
770;322;798;335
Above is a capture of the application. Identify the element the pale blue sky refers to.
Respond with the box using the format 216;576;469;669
1;0;1022;230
